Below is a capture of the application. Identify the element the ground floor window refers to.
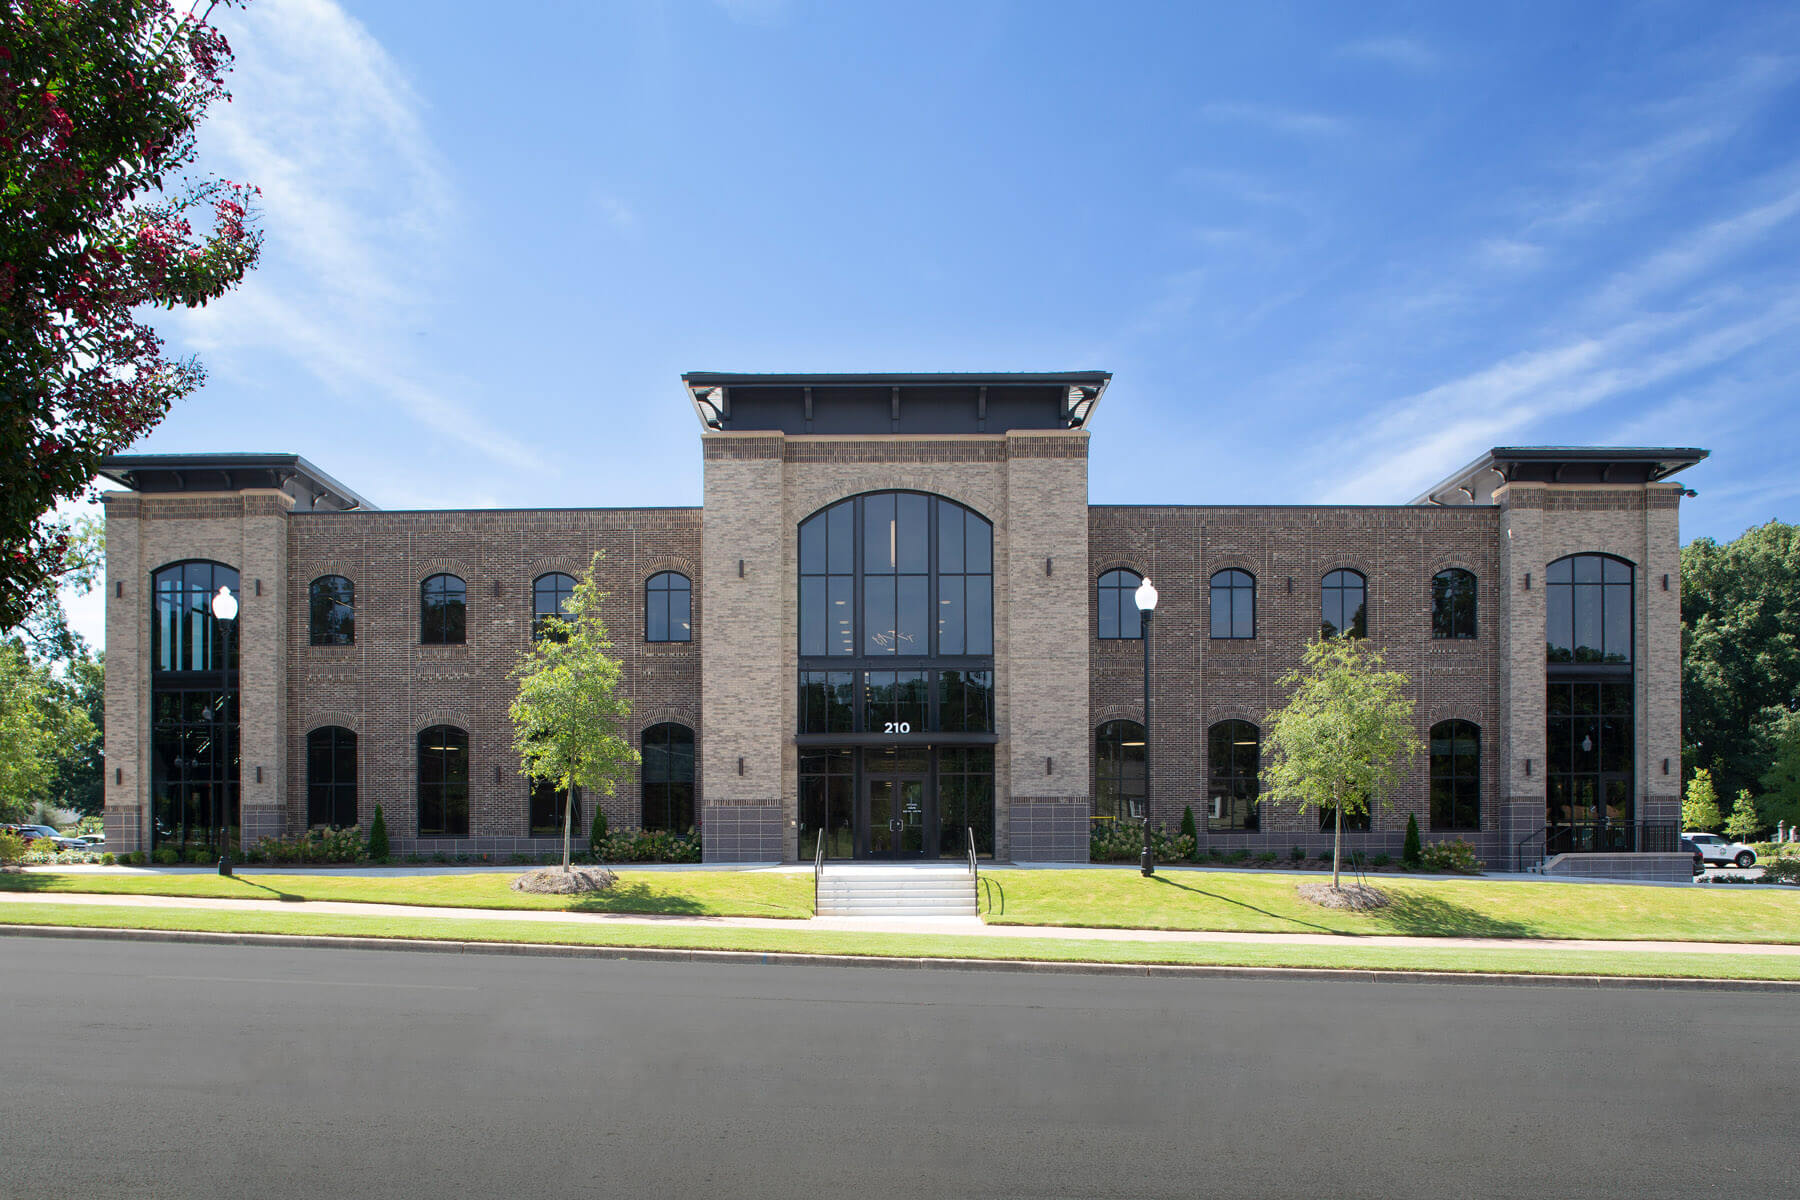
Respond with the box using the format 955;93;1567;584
151;686;238;851
1546;677;1633;851
417;726;470;838
306;726;358;829
1207;720;1260;832
1429;720;1480;830
937;747;994;858
798;745;994;860
1093;720;1145;823
799;750;855;859
529;780;582;837
641;723;695;831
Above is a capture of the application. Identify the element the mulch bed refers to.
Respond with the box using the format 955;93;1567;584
1297;882;1392;911
510;866;619;895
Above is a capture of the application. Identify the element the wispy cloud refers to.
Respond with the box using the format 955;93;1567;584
174;0;546;475
1198;101;1348;138
1335;36;1441;73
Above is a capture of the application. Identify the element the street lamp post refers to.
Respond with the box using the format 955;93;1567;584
210;584;239;877
1134;577;1159;878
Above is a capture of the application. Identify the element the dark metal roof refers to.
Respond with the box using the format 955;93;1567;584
97;453;376;511
1413;446;1709;506
683;371;1112;434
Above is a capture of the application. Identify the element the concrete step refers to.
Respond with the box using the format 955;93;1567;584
818;905;980;918
815;866;979;918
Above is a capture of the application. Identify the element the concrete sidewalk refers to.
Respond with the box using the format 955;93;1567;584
3;889;1797;957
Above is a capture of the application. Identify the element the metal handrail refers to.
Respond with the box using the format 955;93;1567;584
1515;827;1547;873
813;829;824;914
966;825;978;878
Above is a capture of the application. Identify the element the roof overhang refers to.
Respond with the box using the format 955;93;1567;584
97;453;376;511
683;371;1112;433
1412;446;1709;506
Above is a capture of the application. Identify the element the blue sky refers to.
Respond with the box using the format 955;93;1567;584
71;0;1800;640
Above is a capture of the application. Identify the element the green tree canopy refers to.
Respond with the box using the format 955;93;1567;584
509;554;637;871
1262;636;1422;888
0;639;97;822
1724;789;1762;842
1681;520;1800;800
1758;710;1800;835
1682;767;1721;833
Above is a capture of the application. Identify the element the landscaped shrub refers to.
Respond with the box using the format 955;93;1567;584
152;846;180;865
1419;838;1484;874
1369;852;1393;868
0;829;25;863
1256;851;1277;864
245;826;367;865
1087;821;1196;864
126;850;147;865
1760;857;1800;885
100;853;116;865
1290;845;1306;862
1228;848;1250;863
588;806;608;856
1180;804;1197;845
367;805;390;862
594;828;702;864
1402;813;1422;868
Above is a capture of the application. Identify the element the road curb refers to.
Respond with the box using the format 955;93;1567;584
5;922;1799;991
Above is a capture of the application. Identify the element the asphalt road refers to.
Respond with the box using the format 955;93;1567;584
4;937;1795;1200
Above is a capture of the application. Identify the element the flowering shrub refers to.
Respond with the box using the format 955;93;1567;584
246;826;368;865
1419;839;1484;874
594;829;702;863
0;830;26;862
1089;821;1196;863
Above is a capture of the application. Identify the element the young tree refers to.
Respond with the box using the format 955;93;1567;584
1;0;263;630
510;554;637;872
0;639;96;822
1682;767;1722;832
1724;788;1762;842
1262;636;1423;889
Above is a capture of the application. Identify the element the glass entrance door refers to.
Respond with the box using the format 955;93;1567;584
865;776;928;857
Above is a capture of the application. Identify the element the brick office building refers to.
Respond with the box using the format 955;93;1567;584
98;371;1705;878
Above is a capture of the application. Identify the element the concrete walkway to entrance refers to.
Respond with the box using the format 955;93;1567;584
3;889;1797;958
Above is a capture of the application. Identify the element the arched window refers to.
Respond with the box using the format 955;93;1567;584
1097;569;1144;640
1321;569;1367;639
152;560;240;672
150;560;240;852
417;725;469;837
1207;721;1260;831
306;727;358;829
533;572;577;641
528;780;582;837
1546;554;1632;664
1430;720;1480;830
641;723;695;831
1209;570;1255;640
1431;569;1477;640
309;576;355;646
645;572;691;643
1093;720;1146;822
797;492;992;657
420;574;466;645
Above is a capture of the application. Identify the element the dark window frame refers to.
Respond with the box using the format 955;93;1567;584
1431;568;1478;640
532;572;578;642
1209;569;1256;640
1093;720;1146;822
308;575;355;646
641;722;696;832
1207;720;1261;831
1321;568;1368;639
645;571;692;644
420;574;467;645
416;725;469;838
1097;568;1145;641
305;726;358;829
1545;553;1633;665
1429;719;1481;831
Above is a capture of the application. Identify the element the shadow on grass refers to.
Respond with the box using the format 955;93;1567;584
0;870;55;891
1150;875;1335;933
230;876;304;903
1369;891;1538;940
565;881;709;916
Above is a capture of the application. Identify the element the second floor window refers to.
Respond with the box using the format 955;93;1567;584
533;573;577;641
1209;570;1255;639
1097;569;1144;640
1432;569;1477;639
646;572;691;643
421;574;466;644
1321;569;1367;639
309;576;355;646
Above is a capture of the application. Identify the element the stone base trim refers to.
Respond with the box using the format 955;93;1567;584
1010;799;1091;862
702;803;786;862
104;806;143;855
1540;853;1695;882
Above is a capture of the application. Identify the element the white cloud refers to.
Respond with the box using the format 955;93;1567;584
1589;172;1800;313
173;0;547;476
1197;101;1348;138
1336;36;1441;73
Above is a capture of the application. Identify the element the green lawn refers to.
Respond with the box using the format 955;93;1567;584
0;869;812;919
2;901;1797;980
978;869;1800;944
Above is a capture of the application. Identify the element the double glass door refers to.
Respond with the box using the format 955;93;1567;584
864;775;928;857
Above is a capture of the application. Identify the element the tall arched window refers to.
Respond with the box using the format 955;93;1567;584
1093;720;1146;822
641;723;695;831
645;572;691;643
1097;569;1144;640
1546;554;1634;852
1209;570;1255;640
306;727;358;829
533;572;577;641
150;560;240;852
1207;721;1260;831
529;780;582;837
421;574;466;645
1429;720;1480;830
1545;554;1632;664
1321;569;1367;639
1431;569;1477;640
417;725;469;837
309;576;355;646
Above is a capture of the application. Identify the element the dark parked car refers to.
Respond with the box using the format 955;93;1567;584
1679;837;1705;876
